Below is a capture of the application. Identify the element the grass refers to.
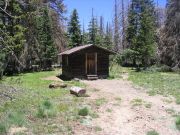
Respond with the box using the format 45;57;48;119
131;98;143;106
0;69;86;134
176;116;180;131
95;98;107;106
109;64;131;79
36;100;57;118
131;98;152;108
78;107;89;116
128;69;180;104
145;103;152;108
147;130;159;135
106;108;112;113
109;65;180;104
0;123;7;134
94;126;102;132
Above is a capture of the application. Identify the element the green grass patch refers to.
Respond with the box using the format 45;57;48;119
176;116;180;131
128;70;180;104
147;130;159;135
36;100;57;118
78;107;89;116
0;123;7;134
0;70;86;134
7;111;26;126
109;64;130;79
95;98;107;106
131;98;143;106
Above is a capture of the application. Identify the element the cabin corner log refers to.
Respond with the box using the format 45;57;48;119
70;86;86;97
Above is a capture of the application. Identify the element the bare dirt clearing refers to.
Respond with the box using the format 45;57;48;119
76;78;180;135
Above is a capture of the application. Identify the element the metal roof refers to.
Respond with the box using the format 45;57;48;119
58;44;115;55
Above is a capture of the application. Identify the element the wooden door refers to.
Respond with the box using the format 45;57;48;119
86;53;96;75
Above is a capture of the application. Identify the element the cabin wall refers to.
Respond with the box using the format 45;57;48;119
97;53;109;77
62;55;72;78
61;46;111;79
69;53;86;78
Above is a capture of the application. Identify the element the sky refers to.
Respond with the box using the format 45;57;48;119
64;0;167;31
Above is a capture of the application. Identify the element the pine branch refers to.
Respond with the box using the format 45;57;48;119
0;6;14;18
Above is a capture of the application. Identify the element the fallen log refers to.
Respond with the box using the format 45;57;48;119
49;83;67;89
70;86;86;97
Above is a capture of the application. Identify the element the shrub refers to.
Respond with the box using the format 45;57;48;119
37;100;57;118
146;65;172;72
78;107;89;116
43;100;53;109
147;130;159;135
113;49;137;66
176;116;180;130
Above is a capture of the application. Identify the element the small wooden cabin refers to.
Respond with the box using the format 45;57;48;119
58;44;115;79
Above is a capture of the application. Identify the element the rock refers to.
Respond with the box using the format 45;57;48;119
70;86;86;97
73;78;80;82
49;82;67;89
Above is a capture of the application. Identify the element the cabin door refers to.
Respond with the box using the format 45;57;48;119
86;53;97;75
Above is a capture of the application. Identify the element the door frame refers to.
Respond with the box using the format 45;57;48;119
85;53;97;75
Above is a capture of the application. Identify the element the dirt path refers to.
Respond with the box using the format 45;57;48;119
75;77;180;135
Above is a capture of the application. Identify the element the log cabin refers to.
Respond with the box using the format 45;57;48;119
58;44;115;80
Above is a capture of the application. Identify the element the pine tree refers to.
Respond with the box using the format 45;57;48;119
0;0;26;74
126;0;156;67
104;22;113;50
68;9;81;47
88;9;98;45
159;0;180;69
36;6;56;69
82;21;89;44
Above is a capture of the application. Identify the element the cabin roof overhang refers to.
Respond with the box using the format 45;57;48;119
58;44;116;56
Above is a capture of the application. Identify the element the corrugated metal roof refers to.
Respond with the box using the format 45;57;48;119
58;44;115;55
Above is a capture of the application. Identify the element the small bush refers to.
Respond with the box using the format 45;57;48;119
78;107;89;116
0;123;7;134
37;100;57;118
43;100;53;109
147;130;159;135
146;65;172;72
176;116;180;130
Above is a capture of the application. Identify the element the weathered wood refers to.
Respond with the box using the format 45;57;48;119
70;86;86;97
49;83;67;88
61;45;114;79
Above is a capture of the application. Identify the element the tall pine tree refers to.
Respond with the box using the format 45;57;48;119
36;6;56;69
126;0;156;67
68;9;81;47
88;8;98;45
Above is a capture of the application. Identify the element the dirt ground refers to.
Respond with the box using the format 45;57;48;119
74;76;180;135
